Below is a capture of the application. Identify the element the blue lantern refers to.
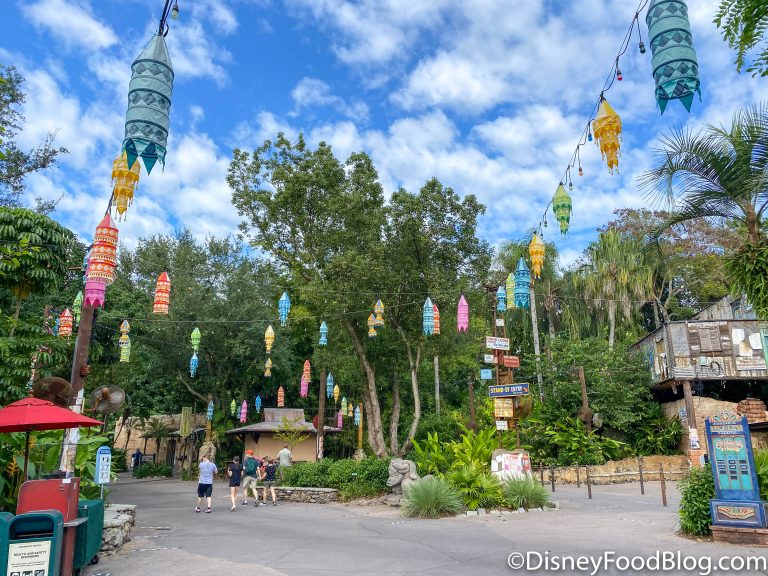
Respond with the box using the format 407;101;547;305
326;372;334;398
190;353;198;377
255;395;262;413
496;285;507;312
206;399;214;421
278;292;291;326
319;321;328;346
423;297;434;336
354;406;361;426
514;257;531;309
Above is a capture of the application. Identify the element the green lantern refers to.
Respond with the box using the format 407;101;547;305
191;327;201;352
552;183;572;235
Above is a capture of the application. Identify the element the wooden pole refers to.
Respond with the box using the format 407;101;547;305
433;355;441;415
576;466;580;488
67;304;95;407
638;456;645;495
529;285;544;400
660;462;668;507
357;404;364;452
682;380;697;429
318;368;326;460
205;393;213;442
586;465;592;499
550;464;556;492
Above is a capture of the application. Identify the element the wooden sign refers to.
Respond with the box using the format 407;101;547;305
483;354;497;364
495;420;508;431
494;398;515;418
502;355;520;368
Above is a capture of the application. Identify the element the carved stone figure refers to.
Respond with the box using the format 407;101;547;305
386;458;420;505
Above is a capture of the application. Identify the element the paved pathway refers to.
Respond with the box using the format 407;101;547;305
85;478;767;576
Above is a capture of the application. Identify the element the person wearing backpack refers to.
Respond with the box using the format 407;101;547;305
240;450;261;507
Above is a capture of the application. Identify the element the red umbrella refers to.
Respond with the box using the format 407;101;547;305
0;397;103;480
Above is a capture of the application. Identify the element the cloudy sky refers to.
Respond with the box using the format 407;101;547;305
1;0;766;266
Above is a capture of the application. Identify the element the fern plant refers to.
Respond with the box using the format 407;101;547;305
446;463;502;510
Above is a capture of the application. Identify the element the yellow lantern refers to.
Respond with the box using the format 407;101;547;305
592;98;622;174
367;314;377;338
333;384;340;403
111;151;140;221
374;299;385;326
264;358;272;377
528;234;545;280
265;325;275;354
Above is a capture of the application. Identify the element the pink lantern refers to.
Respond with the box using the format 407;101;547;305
457;295;469;333
239;400;247;423
337;410;343;429
300;375;309;398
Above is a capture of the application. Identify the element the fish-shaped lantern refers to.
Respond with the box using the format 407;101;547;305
207;399;214;420
277;386;285;407
506;273;515;309
265;325;275;354
240;400;247;424
347;402;354;418
84;214;119;308
264;358;272;377
190;327;201;352
457;295;469;333
341;397;348;416
254;395;262;413
337;410;343;429
592;98;622;174
120;338;131;363
300;375;309;398
111;151;140;220
319;321;328;346
433;304;441;335
354;405;361;427
552;183;572;235
73;291;83;325
333;383;340;403
529;234;545;280
153;272;171;314
278;292;291;326
118;320;130;347
514;257;531;309
230;399;236;416
423;297;434;335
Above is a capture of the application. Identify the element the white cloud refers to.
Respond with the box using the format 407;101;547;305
165;19;232;86
21;0;118;50
290;77;369;121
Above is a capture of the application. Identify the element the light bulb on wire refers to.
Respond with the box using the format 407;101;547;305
171;1;179;19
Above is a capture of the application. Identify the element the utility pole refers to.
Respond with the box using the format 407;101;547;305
318;368;326;459
529;285;544;400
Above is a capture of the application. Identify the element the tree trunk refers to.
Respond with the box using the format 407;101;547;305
392;320;422;456
608;299;617;349
529;285;544;399
652;298;661;329
342;319;388;456
746;207;761;244
389;371;401;454
9;297;21;337
546;307;556;340
433;355;440;415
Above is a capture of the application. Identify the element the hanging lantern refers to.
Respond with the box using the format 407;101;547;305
153;272;171;314
337;410;343;429
646;0;700;114
255;395;262;413
72;292;83;325
333;384;340;403
506;273;515;309
303;360;311;379
52;316;59;337
496;286;506;313
423;297;434;336
277;386;285;407
58;309;74;338
264;358;272;377
120;338;131;363
433;304;441;335
190;353;198;377
207;399;214;421
374;299;385;327
319;321;328;346
354;405;361;427
179;407;193;437
123;33;174;174
592;98;622;174
347;402;354;418
230;399;237;417
118;319;131;347
84;214;119;308
278;292;291;326
111;151;141;220
265;325;275;354
552;183;573;235
529;234;545;280
240;400;247;424
327;372;334;399
341;397;348;415
300;375;309;398
367;314;377;338
514;257;531;309
457;294;469;333
191;327;201;352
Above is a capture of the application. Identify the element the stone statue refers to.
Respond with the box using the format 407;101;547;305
386;458;420;505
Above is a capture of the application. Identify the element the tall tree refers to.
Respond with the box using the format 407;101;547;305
715;0;768;76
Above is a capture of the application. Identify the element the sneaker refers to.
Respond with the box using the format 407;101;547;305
241;501;248;506
272;502;277;506
230;506;236;512
206;508;212;513
254;502;259;507
195;507;201;513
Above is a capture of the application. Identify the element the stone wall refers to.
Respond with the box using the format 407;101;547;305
536;455;689;485
274;487;338;503
101;503;136;554
711;525;768;547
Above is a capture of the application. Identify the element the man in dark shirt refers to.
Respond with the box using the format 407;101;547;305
261;457;279;506
132;448;142;477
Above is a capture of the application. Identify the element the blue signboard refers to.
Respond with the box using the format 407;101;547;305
95;445;112;485
479;369;493;381
488;383;529;397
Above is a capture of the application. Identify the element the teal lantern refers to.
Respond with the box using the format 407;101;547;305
255;395;262;413
496;285;506;313
319;321;328;346
206;400;214;420
123;33;174;173
646;0;701;113
278;292;291;326
423;297;434;335
514;258;531;309
354;406;361;426
326;372;334;398
189;353;198;377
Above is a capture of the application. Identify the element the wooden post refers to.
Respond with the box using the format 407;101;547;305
659;462;668;507
318;368;326;460
529;285;544;400
434;355;441;415
638;456;645;495
539;464;544;486
576;466;580;488
682;379;697;429
577;366;591;432
468;375;477;431
67;304;95;406
586;465;592;499
550;464;556;492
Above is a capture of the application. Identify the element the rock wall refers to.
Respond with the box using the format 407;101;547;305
274;487;338;503
535;455;690;485
101;503;136;554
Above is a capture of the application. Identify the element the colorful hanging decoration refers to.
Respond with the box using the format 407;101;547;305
646;0;700;114
240;400;247;424
52;316;59;337
506;273;515;308
423;297;434;336
319;321;328;346
111;151;140;220
278;292;291;326
433;304;441;335
300;360;311;398
496;286;506;313
264;358;272;377
457;295;469;333
179;407;193;437
265;325;275;354
190;353;198;377
333;383;340;403
230;399;236;416
123;33;174;174
592;98;622;174
118;319;131;347
190;327;201;353
529;234;545;280
337;410;343;429
367;314;377;338
277;386;285;407
347;402;354;418
84;214;119;308
207;399;214;420
326;372;334;399
254;395;262;413
552;183;572;235
58;309;74;338
341;397;348;416
73;292;83;325
374;299;385;327
120;339;131;363
354;405;361;426
514;257;531;309
153;272;171;314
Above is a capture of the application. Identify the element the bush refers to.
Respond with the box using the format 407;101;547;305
755;449;768;501
279;458;389;499
111;448;128;473
502;479;549;510
446;464;502;510
135;462;172;479
678;466;715;536
402;477;464;518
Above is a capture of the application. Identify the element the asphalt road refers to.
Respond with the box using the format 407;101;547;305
84;478;767;576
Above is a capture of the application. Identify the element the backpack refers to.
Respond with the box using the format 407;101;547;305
244;457;258;476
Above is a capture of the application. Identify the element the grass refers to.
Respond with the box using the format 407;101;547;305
502;478;550;510
402;477;464;518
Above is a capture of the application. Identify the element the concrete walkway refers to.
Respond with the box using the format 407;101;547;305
84;479;767;576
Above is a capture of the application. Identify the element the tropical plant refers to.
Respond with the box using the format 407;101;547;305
755;449;768;501
542;417;624;465
715;0;768;76
411;432;450;476
278;458;389;499
402;477;464;518
274;416;310;451
448;427;498;470
629;406;684;456
725;239;768;319
446;463;502;510
135;462;173;478
678;465;715;536
140;417;172;457
502;478;550;510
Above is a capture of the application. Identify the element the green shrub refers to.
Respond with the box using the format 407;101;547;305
629;406;684;456
678;466;715;536
279;458;389;499
135;462;172;479
446;463;502;510
111;448;128;472
412;432;449;476
449;427;497;470
502;478;549;510
755;449;768;501
402;477;464;518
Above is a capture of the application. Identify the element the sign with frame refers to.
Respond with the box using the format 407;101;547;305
488;383;529;397
485;336;510;351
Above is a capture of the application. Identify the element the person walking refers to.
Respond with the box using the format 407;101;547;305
227;456;244;511
195;454;218;513
277;444;292;480
241;450;261;506
131;448;142;477
261;457;279;506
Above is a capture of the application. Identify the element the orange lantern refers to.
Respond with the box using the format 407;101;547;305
277;386;285;407
153;271;171;314
58;309;73;338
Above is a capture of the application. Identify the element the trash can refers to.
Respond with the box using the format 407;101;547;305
0;512;12;574
6;509;63;576
73;499;103;572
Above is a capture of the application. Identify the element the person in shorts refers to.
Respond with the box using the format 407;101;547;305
241;450;261;506
227;456;244;511
195;454;218;513
261;457;279;506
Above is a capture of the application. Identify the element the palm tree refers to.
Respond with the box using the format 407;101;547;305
640;103;768;245
575;230;652;348
140;417;172;459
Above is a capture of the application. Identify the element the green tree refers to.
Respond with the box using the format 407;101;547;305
715;0;768;76
140;417;172;458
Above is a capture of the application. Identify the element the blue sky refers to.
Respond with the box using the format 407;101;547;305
1;0;767;266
